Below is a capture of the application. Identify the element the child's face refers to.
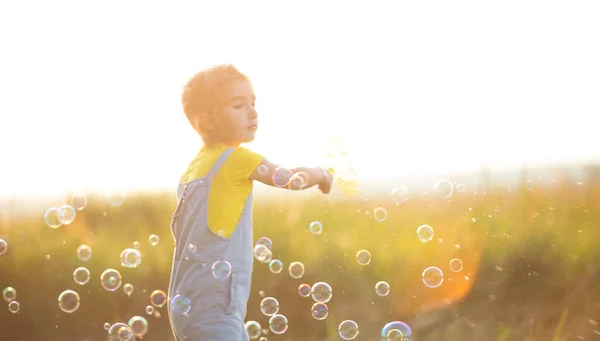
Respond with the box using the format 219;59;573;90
215;79;258;146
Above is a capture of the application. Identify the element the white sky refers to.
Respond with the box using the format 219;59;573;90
0;1;599;197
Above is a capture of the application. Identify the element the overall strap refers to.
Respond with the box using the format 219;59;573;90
207;148;235;178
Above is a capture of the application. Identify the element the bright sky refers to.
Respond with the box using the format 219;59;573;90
1;1;599;197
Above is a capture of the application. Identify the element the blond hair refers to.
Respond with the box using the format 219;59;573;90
181;64;249;144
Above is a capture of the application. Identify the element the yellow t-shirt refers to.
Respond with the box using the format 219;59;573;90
180;144;263;238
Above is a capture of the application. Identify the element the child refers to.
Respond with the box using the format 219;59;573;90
167;64;333;340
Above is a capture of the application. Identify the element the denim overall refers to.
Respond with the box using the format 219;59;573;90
168;148;253;340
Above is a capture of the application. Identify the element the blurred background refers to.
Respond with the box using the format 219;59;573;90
1;1;599;340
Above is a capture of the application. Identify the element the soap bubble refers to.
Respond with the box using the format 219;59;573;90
150;290;167;308
70;193;88;211
298;283;311;298
288;261;305;279
311;302;329;320
269;259;283;274
123;283;134;297
273;168;292;187
260;297;279;316
373;207;387;222
391;186;409;204
0;239;7;255
170;295;191;315
76;245;92;262
107;322;135;341
434;179;454;199
381;321;412;340
422;266;444;288
58;205;76;225
449;258;463;272
375;281;390;297
8;301;20;313
309;221;323;235
73;267;91;285
120;248;142;268
356;250;371;266
256;237;273;250
148;234;160;246
128;316;149;339
268;314;289;335
44;207;64;228
58;289;80;313
106;189;126;207
416;224;434;243
100;269;123;292
311;282;333;303
254;244;272;263
338;320;359;340
212;260;232;280
3;287;17;303
245;321;262;339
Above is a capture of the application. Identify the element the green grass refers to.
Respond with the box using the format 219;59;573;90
0;176;599;340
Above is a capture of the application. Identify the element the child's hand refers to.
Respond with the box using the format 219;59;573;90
318;168;334;194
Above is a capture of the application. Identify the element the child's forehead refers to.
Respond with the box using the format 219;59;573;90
221;79;255;100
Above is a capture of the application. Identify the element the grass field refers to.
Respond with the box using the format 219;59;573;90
1;168;600;341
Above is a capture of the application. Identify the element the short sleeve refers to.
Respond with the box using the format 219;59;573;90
226;147;263;184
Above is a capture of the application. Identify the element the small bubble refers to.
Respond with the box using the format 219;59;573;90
120;248;142;268
123;283;134;297
390;186;409;205
375;281;390;297
245;321;262;339
73;267;91;285
417;224;434;243
434;179;454;198
268;314;288;335
311;282;333;303
58;205;76;225
311;302;329;320
128;316;149;338
211;260;232;280
257;164;268;175
288;261;305;279
76;245;92;262
58;290;80;313
356;250;371;266
0;239;8;255
170;295;191;315
107;323;134;341
309;221;323;235
70;194;87;211
449;258;463;272
148;234;160;246
253;245;272;263
298;284;311;298
255;237;273;250
106;189;126;206
373;207;387;222
100;269;122;292
8;301;20;313
44;207;64;228
269;259;283;274
150;290;167;308
422;266;444;288
260;297;280;316
338;320;359;340
2;287;17;303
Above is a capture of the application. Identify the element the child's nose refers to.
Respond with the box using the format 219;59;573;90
249;107;258;119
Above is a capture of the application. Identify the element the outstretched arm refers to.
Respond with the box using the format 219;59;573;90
248;158;333;194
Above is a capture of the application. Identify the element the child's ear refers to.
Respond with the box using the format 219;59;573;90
197;113;216;131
